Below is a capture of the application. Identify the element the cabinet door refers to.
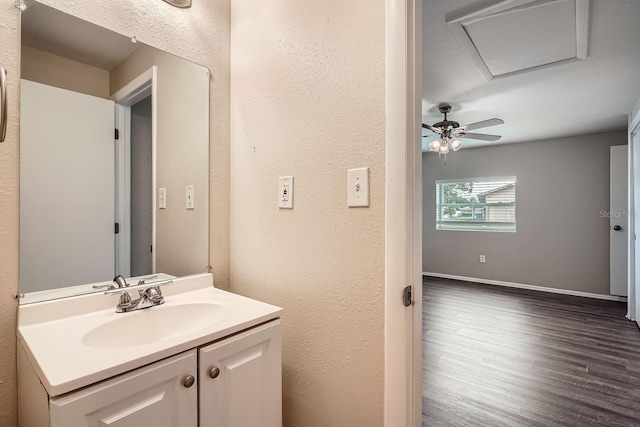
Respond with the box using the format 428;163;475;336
50;350;198;427
199;320;282;427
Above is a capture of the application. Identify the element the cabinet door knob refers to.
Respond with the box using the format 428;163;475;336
209;367;220;379
183;375;195;388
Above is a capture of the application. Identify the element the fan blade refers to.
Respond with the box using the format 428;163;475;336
461;132;501;142
422;123;441;134
461;118;504;131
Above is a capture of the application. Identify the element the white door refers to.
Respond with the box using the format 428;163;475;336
20;80;115;293
610;145;628;296
50;350;197;427
198;321;282;427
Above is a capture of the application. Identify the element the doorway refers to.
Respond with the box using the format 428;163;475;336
112;66;157;278
129;96;153;276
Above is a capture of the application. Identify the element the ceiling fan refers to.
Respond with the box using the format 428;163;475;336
422;105;504;154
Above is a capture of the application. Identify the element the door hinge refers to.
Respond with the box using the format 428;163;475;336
403;285;413;307
115;128;120;140
150;245;153;253
115;223;120;234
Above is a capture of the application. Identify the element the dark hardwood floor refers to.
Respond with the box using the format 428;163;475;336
422;277;640;427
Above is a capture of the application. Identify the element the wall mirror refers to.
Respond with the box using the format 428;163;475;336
19;0;210;304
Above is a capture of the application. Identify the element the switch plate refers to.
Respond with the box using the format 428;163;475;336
159;188;166;209
480;255;486;263
348;167;369;207
278;176;293;209
186;185;195;209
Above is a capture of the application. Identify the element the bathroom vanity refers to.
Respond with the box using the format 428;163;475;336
17;274;283;427
15;3;278;426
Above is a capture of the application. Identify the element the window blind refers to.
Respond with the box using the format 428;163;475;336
435;177;516;232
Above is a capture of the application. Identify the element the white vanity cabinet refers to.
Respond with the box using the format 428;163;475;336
19;320;282;427
18;273;284;427
199;320;282;427
50;350;198;427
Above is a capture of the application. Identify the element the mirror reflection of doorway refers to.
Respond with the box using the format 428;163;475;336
130;96;153;276
112;67;156;279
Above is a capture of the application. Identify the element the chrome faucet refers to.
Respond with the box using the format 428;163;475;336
115;286;163;313
113;275;128;288
104;279;173;313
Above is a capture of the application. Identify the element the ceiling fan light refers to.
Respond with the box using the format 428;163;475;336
450;139;463;151
426;105;504;157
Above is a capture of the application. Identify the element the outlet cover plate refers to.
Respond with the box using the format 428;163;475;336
279;176;293;209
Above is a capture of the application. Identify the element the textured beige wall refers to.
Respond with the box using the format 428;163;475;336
0;3;21;426
230;1;386;425
21;44;109;98
423;131;627;295
0;0;230;424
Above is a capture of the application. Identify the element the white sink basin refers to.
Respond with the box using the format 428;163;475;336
18;273;283;396
82;302;229;348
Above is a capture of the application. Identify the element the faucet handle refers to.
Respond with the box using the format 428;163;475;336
119;292;132;307
92;283;115;290
108;289;133;308
105;280;173;296
136;275;158;286
146;286;164;303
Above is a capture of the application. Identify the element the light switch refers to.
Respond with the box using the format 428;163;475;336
278;176;293;209
159;188;166;209
186;185;195;209
348;168;369;207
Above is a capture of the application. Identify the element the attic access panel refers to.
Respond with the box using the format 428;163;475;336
447;0;590;80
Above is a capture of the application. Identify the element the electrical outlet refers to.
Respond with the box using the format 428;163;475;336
278;176;293;209
480;255;486;263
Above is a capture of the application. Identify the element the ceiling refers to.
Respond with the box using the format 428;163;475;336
422;0;640;151
21;0;139;71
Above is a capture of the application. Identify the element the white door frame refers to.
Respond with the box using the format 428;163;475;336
628;111;640;321
628;128;634;320
111;66;158;277
385;0;422;425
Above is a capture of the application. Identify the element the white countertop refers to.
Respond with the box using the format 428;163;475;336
18;273;282;396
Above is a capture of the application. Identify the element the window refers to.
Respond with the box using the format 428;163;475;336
436;177;516;232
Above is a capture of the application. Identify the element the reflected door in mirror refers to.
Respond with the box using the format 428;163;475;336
20;80;115;293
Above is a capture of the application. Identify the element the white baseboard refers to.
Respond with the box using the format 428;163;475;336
422;272;628;302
